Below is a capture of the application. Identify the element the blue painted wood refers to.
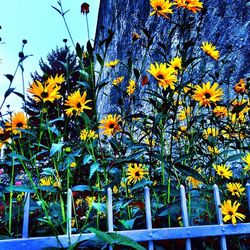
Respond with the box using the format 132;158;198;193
66;189;72;238
246;183;250;213
107;187;113;250
213;184;227;250
144;187;154;250
22;192;30;238
1;185;249;250
180;185;191;250
1;223;250;249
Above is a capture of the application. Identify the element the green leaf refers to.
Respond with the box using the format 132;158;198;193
96;53;104;65
51;5;62;15
175;163;206;183
71;185;92;192
76;42;83;59
119;218;136;230
76;81;91;89
13;91;25;100
133;68;140;80
83;154;93;164
89;162;100;179
226;153;245;162
4;88;15;99
40;168;55;176
109;233;146;250
49;142;64;157
88;227;113;245
5;185;34;193
4;74;14;82
7;152;29;162
131;180;153;190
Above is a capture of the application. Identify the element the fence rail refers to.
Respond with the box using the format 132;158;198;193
0;184;250;250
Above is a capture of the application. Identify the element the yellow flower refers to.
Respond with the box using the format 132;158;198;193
5;111;28;135
227;182;245;197
105;60;120;68
27;80;62;103
186;167;203;188
0;127;10;148
99;114;122;136
183;83;195;94
113;76;124;86
70;162;77;168
186;176;202;188
201;42;220;61
178;107;191;121
80;129;98;141
150;0;174;19
75;198;83;207
220;200;245;225
174;0;203;13
144;137;156;147
213;164;233;179
207;146;220;155
127;163;148;185
46;74;65;85
127;79;136;96
40;176;52;186
17;192;25;202
132;32;141;41
203;127;219;139
113;185;119;194
234;79;246;93
167;56;182;72
213;106;228;118
147;62;177;90
242;153;250;171
192;82;223;107
85;196;96;206
65;90;92;117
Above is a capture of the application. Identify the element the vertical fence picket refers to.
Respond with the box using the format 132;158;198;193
144;186;154;250
22;192;30;238
213;184;227;250
107;188;113;250
67;189;72;238
180;185;191;250
246;183;250;214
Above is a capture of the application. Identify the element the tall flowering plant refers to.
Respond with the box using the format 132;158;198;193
0;0;249;248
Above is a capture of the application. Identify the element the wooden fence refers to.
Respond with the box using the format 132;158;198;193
0;184;250;250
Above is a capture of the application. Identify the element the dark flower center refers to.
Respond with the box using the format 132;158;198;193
157;74;164;80
228;211;233;216
77;102;82;108
156;6;162;11
109;123;115;129
41;92;49;98
16;122;23;128
204;93;211;99
135;171;140;177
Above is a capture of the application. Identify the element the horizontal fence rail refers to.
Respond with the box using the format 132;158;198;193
0;184;250;250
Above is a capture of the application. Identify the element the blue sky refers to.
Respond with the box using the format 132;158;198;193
0;0;100;113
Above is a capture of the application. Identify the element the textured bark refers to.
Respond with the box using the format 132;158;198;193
95;0;250;115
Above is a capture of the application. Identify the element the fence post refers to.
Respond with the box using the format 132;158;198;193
144;186;154;250
67;189;72;240
246;183;250;214
213;184;227;250
180;185;191;250
22;192;30;238
107;187;113;250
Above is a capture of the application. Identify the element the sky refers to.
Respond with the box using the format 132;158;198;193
0;0;100;113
